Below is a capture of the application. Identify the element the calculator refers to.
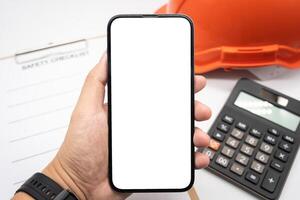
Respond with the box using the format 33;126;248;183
201;78;300;200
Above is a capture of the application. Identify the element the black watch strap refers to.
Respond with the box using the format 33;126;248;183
16;173;78;200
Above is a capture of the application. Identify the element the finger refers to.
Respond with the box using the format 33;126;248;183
75;53;107;114
194;75;206;93
195;101;212;121
103;103;108;113
195;152;210;169
193;128;210;147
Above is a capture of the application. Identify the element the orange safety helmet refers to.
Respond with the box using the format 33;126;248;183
156;0;300;74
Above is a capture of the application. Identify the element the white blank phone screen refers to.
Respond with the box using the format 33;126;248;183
109;16;192;190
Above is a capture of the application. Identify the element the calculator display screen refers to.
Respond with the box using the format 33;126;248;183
234;92;300;132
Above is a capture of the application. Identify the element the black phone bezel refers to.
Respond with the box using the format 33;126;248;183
107;14;195;193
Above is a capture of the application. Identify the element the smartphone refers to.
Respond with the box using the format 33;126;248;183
107;14;194;192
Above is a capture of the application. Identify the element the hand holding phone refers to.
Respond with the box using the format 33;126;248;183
34;52;211;200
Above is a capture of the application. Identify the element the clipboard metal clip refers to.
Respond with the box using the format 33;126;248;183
14;39;89;64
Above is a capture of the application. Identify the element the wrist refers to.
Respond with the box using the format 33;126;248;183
43;155;87;200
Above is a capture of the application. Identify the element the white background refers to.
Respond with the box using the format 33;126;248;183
110;17;192;190
1;0;300;199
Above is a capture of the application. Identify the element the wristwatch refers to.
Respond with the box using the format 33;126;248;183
16;173;78;200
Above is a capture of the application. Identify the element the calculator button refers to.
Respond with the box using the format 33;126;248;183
235;121;248;131
209;139;221;151
217;123;230;133
251;161;265;174
202;148;216;160
230;128;245;140
270;160;284;172
235;153;249;166
275;150;288;162
268;128;280;136
226;137;240;149
240;144;254;156
283;135;294;144
255;151;269;164
230;163;244;176
223;115;234;124
262;170;280;193
260;142;273;154
246;171;260;185
221;146;235;158
216;155;230;168
249;128;262;138
212;131;225;142
245;135;259;147
264;134;277;145
279;141;292;153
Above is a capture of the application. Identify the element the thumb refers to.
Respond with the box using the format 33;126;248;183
74;53;107;114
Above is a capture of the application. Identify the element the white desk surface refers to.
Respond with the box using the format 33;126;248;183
1;0;299;199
